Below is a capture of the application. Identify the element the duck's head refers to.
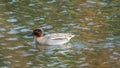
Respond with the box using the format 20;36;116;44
33;28;44;37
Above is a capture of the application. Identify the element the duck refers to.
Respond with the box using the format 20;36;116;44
33;28;75;47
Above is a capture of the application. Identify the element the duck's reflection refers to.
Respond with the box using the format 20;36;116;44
36;43;72;52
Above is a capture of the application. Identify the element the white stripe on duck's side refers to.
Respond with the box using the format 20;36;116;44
33;28;75;46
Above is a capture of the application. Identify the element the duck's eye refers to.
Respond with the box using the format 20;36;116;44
37;29;43;33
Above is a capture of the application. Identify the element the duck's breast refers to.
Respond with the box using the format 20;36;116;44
37;37;48;45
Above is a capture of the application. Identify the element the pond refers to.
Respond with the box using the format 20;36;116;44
0;0;120;68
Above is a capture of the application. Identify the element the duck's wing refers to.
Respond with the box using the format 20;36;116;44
45;33;74;40
42;33;74;45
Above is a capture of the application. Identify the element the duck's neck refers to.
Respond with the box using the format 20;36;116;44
36;33;43;37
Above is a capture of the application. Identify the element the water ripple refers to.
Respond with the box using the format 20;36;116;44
28;3;35;6
86;0;96;4
103;43;115;48
26;22;34;25
80;63;89;67
3;56;13;59
113;52;120;56
60;10;68;14
43;7;52;11
42;25;53;29
81;27;91;30
0;43;7;46
7;29;19;34
3;61;11;65
0;66;8;68
4;11;14;15
21;52;34;57
23;35;33;39
26;61;33;65
87;22;95;26
0;34;4;38
47;62;61;67
7;18;18;23
20;29;31;32
6;38;18;41
110;56;118;60
0;28;6;31
47;0;56;3
34;17;45;21
105;37;114;41
7;45;28;50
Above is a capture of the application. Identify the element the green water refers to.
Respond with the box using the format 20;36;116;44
0;0;120;68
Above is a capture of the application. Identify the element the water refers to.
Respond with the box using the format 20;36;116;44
0;0;120;68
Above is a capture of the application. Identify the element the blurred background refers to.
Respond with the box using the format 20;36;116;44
0;0;120;68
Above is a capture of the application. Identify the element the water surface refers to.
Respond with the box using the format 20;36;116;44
0;0;120;68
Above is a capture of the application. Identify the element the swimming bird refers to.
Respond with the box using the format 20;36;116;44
33;28;75;47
